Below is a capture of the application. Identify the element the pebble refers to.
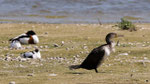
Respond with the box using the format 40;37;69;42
61;41;65;45
9;81;15;84
85;51;89;54
27;73;34;76
45;32;48;35
44;45;49;48
142;62;146;66
18;58;28;62
144;57;148;60
80;51;84;54
49;73;57;76
26;46;32;49
119;53;128;56
53;43;59;47
9;54;14;57
83;46;88;49
5;53;10;56
5;57;12;61
56;26;59;29
66;48;70;50
32;25;35;28
34;46;38;49
40;46;43;49
75;54;80;58
146;80;149;82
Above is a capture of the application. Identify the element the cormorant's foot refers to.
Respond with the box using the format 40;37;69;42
95;69;98;73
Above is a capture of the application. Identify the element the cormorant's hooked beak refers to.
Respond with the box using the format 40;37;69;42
116;34;124;46
117;35;124;37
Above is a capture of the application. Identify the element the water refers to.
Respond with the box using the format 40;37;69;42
0;0;150;23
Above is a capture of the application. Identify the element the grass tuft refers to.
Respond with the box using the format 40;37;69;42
117;18;137;32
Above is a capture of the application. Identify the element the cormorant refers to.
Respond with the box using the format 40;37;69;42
69;33;123;73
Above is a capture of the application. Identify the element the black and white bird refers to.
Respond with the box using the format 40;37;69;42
9;30;39;44
21;49;41;59
69;33;123;73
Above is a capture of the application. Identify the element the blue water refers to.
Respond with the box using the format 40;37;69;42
0;0;150;23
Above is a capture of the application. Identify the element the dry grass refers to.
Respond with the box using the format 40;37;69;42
0;23;150;84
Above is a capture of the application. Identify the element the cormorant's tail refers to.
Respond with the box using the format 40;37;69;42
69;65;81;70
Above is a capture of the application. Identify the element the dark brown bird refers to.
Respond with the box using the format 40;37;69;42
69;33;123;73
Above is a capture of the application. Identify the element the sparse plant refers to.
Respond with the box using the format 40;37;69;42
117;18;137;31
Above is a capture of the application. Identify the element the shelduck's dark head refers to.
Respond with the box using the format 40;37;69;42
105;33;123;44
26;30;36;36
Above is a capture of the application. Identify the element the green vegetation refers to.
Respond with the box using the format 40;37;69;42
117;18;137;31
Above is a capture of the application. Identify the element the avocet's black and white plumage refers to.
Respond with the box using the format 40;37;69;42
9;30;39;44
21;49;41;59
69;33;123;73
10;40;22;49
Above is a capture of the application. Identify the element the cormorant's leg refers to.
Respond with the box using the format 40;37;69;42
95;68;98;73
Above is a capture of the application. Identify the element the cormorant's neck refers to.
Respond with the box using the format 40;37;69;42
106;37;112;45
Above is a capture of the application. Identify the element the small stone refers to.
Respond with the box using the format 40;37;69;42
119;53;128;56
76;55;80;58
146;80;149;82
56;26;59;29
5;57;12;61
44;45;49;48
133;57;136;59
32;25;35;28
80;51;84;54
61;41;65;45
45;32;48;35
71;46;74;49
19;58;27;62
144;57;148;60
10;54;14;56
142;62;146;66
34;46;38;49
85;51;89;54
66;48;70;50
83;46;88;49
26;46;32;49
27;73;34;76
53;43;59;47
40;46;43;49
9;81;15;84
5;53;10;56
49;73;57;76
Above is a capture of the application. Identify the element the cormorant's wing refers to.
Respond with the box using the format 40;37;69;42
80;46;105;70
